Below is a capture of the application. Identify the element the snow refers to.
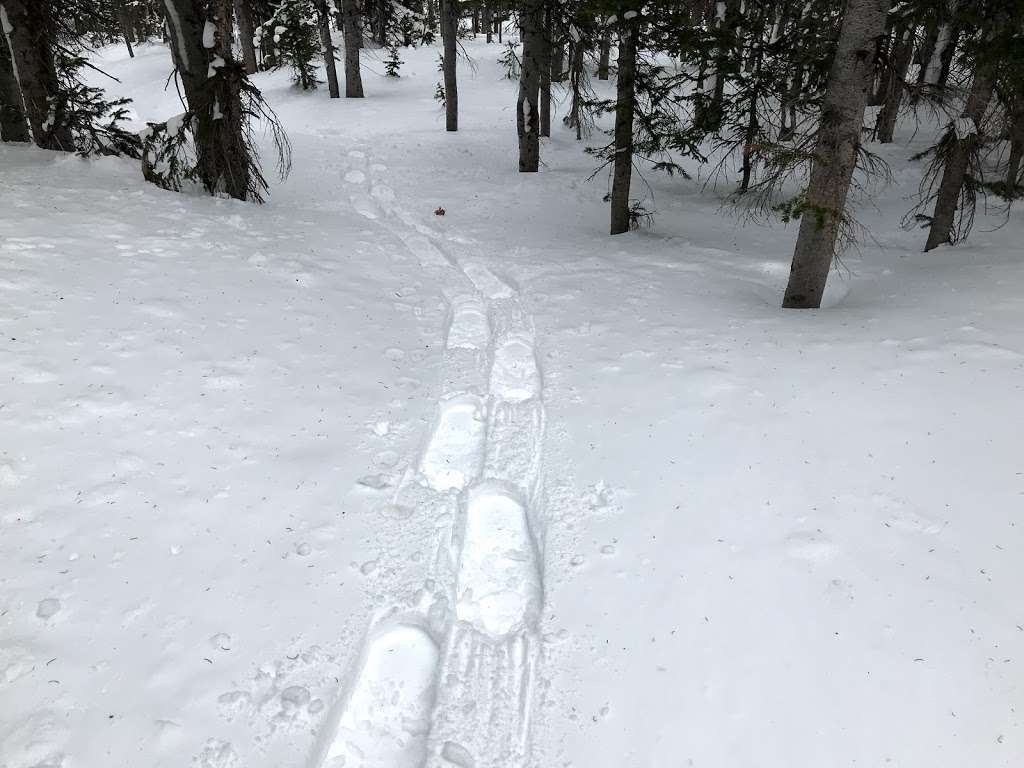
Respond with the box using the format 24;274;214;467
202;20;217;49
2;35;1023;768
954;115;977;140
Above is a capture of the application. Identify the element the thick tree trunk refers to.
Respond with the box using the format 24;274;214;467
1005;102;1024;194
0;0;73;151
234;0;258;74
162;0;252;200
119;1;136;57
875;25;914;143
539;7;551;138
609;20;637;235
314;0;340;98
0;31;28;142
597;28;610;80
549;21;563;82
341;0;363;96
924;70;995;251
782;0;891;309
441;0;458;130
517;0;542;171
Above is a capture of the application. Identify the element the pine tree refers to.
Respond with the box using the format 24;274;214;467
782;0;892;309
257;0;321;89
0;25;29;142
440;0;458;130
158;0;290;201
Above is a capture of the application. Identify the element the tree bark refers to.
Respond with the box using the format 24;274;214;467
1005;101;1024;194
875;25;913;143
314;0;340;97
782;0;891;309
0;29;28;142
441;0;458;130
162;0;252;200
609;20;637;235
539;7;551;138
517;0;542;171
483;3;491;42
597;27;610;80
119;0;136;57
0;0;73;151
567;30;585;140
233;0;258;74
341;0;363;96
924;69;995;251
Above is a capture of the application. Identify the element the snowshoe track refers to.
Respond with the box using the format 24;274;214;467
313;148;547;768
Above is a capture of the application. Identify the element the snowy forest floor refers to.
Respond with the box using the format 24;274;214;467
2;37;1023;768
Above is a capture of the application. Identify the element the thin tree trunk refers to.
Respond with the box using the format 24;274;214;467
597;27;610;80
567;35;584;140
441;0;458;130
483;3;491;42
609;20;637;235
539;7;551;138
161;0;252;200
314;0;340;97
875;25;913;143
341;0;363;96
0;30;29;142
0;0;73;151
924;69;995;251
782;0;891;309
517;0;542;171
234;0;258;74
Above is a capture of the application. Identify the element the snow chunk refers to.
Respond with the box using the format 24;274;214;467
37;598;61;620
207;55;225;79
202;20;217;48
953;116;977;140
623;10;638;20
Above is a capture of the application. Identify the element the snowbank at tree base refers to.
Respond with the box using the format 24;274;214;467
2;38;1022;768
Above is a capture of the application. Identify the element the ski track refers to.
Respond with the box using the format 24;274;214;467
309;147;549;768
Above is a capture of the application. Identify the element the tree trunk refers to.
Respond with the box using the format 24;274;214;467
314;0;340;97
1005;101;1024;194
0;30;28;142
161;0;253;200
539;7;551;138
119;1;136;57
597;27;610;80
566;31;585;140
517;0;542;171
875;25;913;143
483;3;491;42
0;0;73;151
341;0;363;96
441;0;458;130
782;0;891;309
549;21;563;82
609;20;637;235
234;0;258;74
924;69;995;251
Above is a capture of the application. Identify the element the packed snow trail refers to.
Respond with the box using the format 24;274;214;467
312;148;548;768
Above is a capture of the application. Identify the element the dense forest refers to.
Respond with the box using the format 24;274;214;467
2;0;1022;307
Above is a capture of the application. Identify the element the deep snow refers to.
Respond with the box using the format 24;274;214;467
2;34;1023;768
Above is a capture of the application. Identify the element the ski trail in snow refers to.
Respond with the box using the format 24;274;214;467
316;622;439;768
314;147;547;768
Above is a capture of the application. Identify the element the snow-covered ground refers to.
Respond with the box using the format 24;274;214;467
2;36;1022;768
